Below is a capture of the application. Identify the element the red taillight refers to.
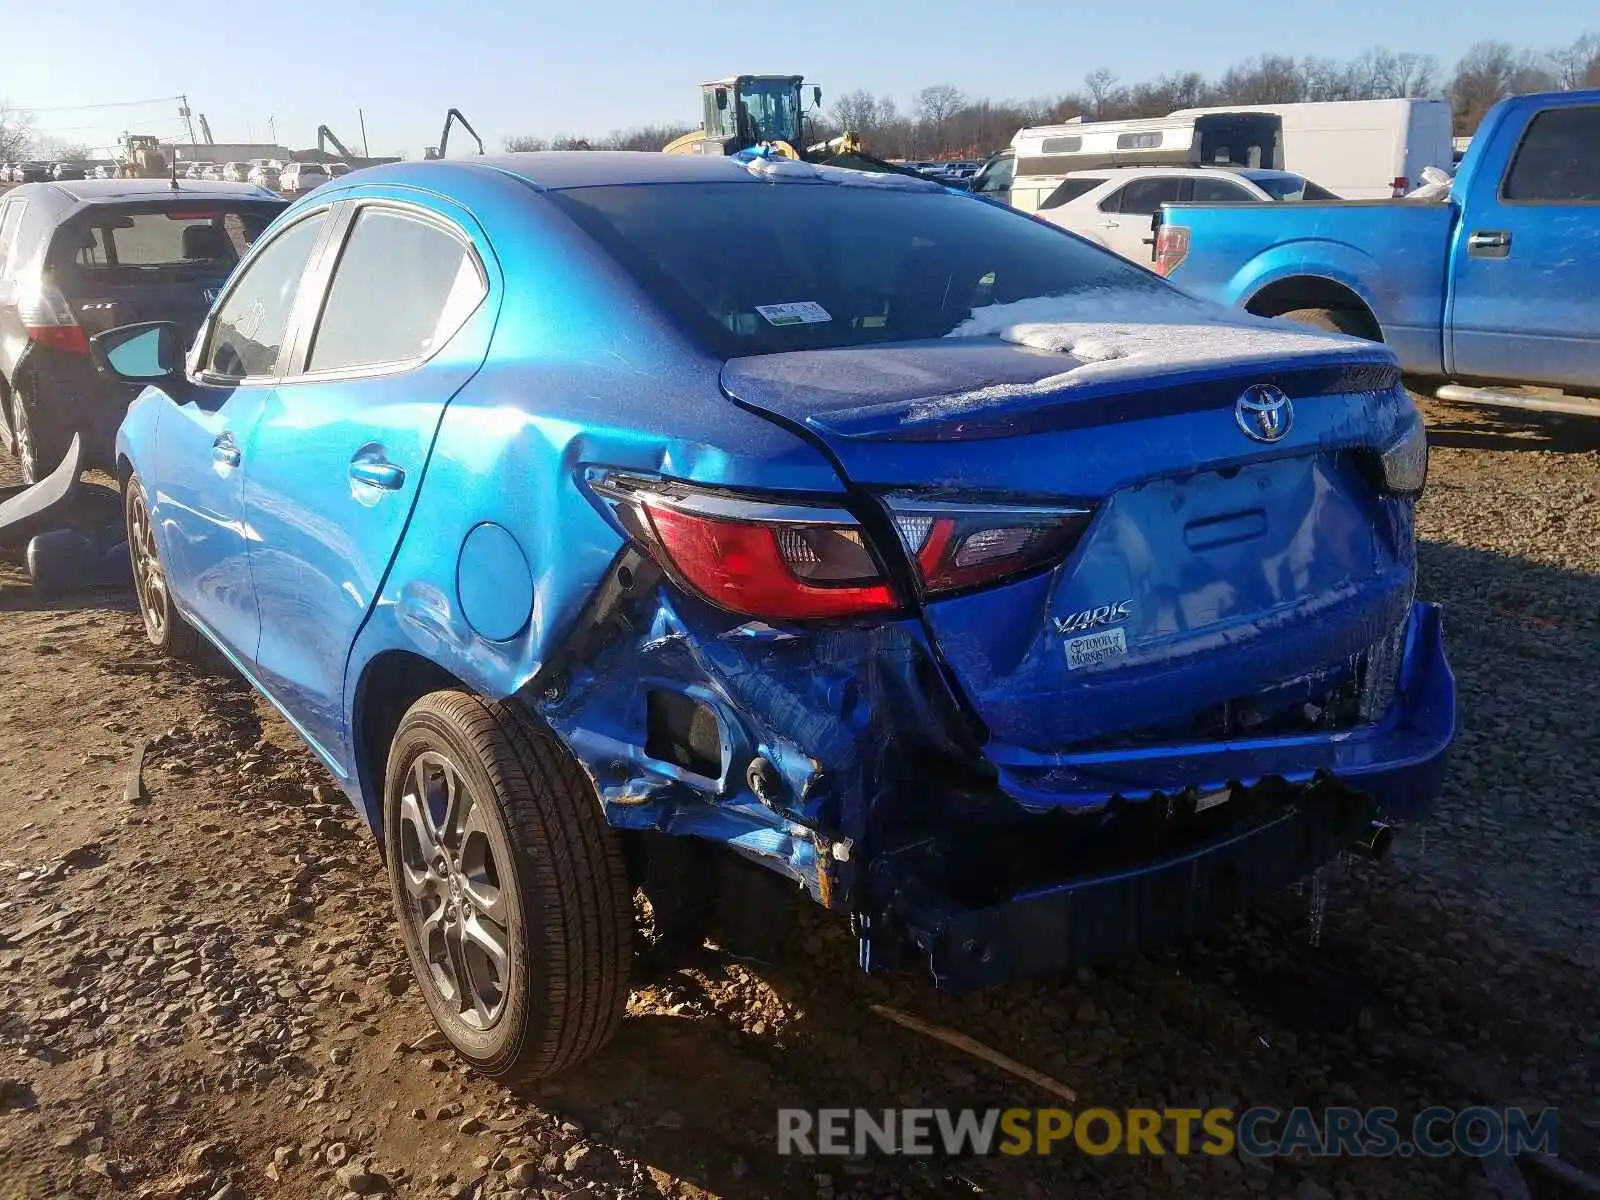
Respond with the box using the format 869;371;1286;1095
18;282;88;355
640;502;897;619
1391;177;1409;197
1154;224;1189;276
596;476;1095;622
888;502;1093;597
26;325;90;354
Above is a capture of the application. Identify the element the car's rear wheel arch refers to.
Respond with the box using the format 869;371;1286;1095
1246;276;1383;342
353;650;475;847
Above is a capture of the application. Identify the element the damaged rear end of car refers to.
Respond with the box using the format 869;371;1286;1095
519;170;1455;991
537;348;1450;992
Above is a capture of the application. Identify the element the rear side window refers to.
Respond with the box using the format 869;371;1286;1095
52;204;283;276
0;201;25;275
1102;177;1184;215
1188;176;1256;202
1039;177;1107;210
305;207;485;373
1503;106;1600;202
203;212;329;380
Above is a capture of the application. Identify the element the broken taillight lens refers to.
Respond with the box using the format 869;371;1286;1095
594;477;900;620
885;499;1094;597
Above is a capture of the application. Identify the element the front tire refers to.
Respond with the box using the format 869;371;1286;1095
384;691;632;1082
123;472;202;659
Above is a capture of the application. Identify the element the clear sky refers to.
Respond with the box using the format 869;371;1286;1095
7;0;1595;157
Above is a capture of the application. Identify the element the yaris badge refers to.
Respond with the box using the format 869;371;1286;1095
1235;384;1293;443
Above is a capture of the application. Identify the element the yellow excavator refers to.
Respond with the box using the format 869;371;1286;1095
663;76;919;176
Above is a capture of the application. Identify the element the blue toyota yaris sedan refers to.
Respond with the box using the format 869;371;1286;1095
96;150;1454;1082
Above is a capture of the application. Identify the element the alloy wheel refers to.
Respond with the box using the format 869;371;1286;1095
126;485;168;642
13;401;35;485
397;751;513;1031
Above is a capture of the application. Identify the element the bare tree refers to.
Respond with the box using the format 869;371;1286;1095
831;89;879;132
1553;33;1600;89
915;84;965;129
1082;68;1120;119
1362;49;1441;98
0;104;35;163
1448;41;1557;134
1217;55;1304;104
504;134;549;152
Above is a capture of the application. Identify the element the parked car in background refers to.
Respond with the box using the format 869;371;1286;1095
185;162;210;179
1035;166;1337;262
51;162;88;181
0;178;285;481
1157;88;1600;420
221;162;250;182
100;150;1450;1084
15;162;54;184
326;162;352;178
247;165;282;192
1171;98;1455;199
201;164;223;181
279;162;330;193
986;112;1287;214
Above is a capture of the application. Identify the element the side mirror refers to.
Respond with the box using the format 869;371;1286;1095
813;86;823;107
90;321;184;386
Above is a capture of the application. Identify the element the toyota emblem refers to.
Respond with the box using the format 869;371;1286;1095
1235;384;1293;443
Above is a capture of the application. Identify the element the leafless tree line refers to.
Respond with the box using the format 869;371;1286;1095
502;35;1600;160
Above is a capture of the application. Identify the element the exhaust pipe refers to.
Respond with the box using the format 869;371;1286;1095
1349;820;1393;860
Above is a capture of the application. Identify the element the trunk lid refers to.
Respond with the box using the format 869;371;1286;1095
721;318;1417;764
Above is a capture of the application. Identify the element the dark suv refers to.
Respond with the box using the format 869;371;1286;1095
0;178;285;480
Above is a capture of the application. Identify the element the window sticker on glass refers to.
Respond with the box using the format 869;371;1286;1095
756;301;832;327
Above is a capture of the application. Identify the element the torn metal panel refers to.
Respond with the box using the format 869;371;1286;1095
536;580;967;911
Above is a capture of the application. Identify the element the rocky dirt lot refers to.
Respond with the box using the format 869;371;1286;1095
0;403;1596;1200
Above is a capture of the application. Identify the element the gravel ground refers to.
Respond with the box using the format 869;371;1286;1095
0;402;1595;1200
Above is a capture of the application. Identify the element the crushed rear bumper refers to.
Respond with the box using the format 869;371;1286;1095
861;601;1454;988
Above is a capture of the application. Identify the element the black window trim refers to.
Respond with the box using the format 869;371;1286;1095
1099;176;1186;215
278;198;490;384
1498;102;1600;207
191;204;339;388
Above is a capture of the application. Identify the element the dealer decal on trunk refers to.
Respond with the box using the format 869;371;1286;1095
1054;599;1133;670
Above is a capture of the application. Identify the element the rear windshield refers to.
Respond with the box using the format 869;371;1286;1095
550;180;1171;356
50;202;286;278
1252;174;1339;201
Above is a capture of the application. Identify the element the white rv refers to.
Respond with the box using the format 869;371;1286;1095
1169;99;1455;199
994;112;1285;214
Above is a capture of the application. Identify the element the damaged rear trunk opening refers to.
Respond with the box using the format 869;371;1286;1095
522;443;1452;988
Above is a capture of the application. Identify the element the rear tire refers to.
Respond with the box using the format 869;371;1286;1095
123;472;203;660
1275;307;1379;341
384;690;632;1082
11;386;70;486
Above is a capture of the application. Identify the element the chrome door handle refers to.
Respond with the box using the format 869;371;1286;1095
1467;230;1510;256
1101;219;1120;228
349;459;405;490
211;437;240;467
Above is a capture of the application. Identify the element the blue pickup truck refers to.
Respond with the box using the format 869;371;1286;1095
1153;89;1600;419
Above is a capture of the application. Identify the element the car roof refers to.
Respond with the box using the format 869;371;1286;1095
343;150;948;194
40;178;281;203
1058;165;1302;182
